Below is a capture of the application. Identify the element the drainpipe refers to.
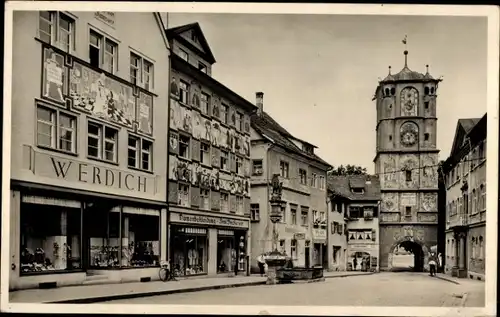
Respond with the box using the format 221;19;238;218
266;143;275;254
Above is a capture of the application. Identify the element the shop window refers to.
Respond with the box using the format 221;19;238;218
128;135;153;171
220;193;229;212
20;202;81;274
280;161;289;178
121;211;160;268
179;80;189;104
171;227;207;276
291;207;297;225
37;104;77;153
89;29;118;73
200;142;210;165
250;203;260;221
301;207;309;226
178;184;190;207
252;159;263;175
236;156;243;175
221;103;229;124
179;135;190;159
200;189;210;210
87;121;118;162
220;150;229;170
217;230;235;273
236;196;244;215
86;206;120;268
200;92;210;114
38;11;75;53
299;168;307;184
130;52;154;90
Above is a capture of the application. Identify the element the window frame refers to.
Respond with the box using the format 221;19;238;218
179;80;189;105
36;103;78;154
252;159;263;175
89;28;118;74
38;11;76;53
236;112;243;131
311;173;317;187
280;161;289;178
200;189;210;210
220;150;229;171
129;52;154;90
179;48;189;62
127;134;154;172
291;207;297;225
86;120;119;163
220;192;230;213
221;103;229;124
250;203;260;221
236;156;243;175
200;141;211;165
200;92;210;115
300;207;309;227
178;183;190;207
299;168;307;185
179;134;191;160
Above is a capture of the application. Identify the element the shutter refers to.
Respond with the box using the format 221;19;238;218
331;222;335;234
169;132;179;155
168;181;178;204
212;147;220;168
244;115;250;133
191;186;200;207
212;97;219;118
371;229;376;241
229;107;236;126
192;88;200;109
211;191;220;211
170;75;179;97
230;195;237;212
191;139;201;162
244;198;251;217
230;154;237;173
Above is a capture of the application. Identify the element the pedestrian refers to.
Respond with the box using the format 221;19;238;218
428;252;437;276
257;254;266;276
353;257;358;271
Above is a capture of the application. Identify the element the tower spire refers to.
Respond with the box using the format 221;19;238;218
402;35;408;67
388;65;392;75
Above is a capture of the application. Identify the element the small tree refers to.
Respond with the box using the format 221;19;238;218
328;164;368;176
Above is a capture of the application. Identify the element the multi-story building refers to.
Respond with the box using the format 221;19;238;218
443;114;486;280
373;50;441;271
249;93;331;271
9;11;170;290
328;175;381;272
326;182;347;272
165;23;256;277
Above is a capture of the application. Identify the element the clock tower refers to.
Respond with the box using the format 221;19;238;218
373;49;442;271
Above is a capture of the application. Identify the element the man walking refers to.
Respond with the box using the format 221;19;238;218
428;252;437;276
257;254;266;276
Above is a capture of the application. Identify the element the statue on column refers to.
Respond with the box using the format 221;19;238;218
270;174;283;202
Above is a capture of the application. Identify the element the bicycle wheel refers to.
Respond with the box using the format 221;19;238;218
159;268;168;282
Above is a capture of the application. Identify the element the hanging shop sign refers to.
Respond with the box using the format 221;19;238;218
312;228;327;240
170;212;249;229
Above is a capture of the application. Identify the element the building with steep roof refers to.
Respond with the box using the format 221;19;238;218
327;175;382;272
249;93;332;271
373;49;442;272
442;114;487;280
165;22;257;277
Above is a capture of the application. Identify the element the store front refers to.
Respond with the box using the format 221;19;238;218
11;189;167;290
312;228;327;269
347;244;379;272
168;209;250;276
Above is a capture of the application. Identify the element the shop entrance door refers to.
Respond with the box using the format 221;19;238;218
305;246;310;268
322;244;328;269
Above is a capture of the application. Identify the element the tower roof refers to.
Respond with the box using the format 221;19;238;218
380;50;437;83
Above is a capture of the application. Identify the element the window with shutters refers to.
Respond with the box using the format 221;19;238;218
220;150;229;171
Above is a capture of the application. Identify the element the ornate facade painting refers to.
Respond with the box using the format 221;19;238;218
382;193;398;212
400;121;419;147
180;106;193;133
176;161;192;183
170;76;179;96
169;133;179;155
400;154;419;188
220;125;228;149
421;154;438;188
226;129;235;152
212;98;220;118
42;48;67;104
138;92;153;135
211;121;221;147
400;193;417;207
70;62;135;127
400;87;419;117
170;99;181;130
168;155;179;180
219;173;232;192
210;169;220;191
243;136;250;157
421;193;437;212
244;115;250;133
383;155;398;189
191;111;203;139
243;159;251;177
192;91;200;109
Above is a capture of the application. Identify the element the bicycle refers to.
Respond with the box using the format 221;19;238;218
159;260;178;282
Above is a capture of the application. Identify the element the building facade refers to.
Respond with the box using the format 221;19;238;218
9;11;170;290
249;93;331;272
373;50;441;271
326;186;347;271
328;175;381;272
443;114;486;280
165;23;256;276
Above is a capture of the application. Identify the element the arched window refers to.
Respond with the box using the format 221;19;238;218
430;87;435;95
400;87;419;116
424;87;429;95
472;189;477;214
385;88;390;96
390;87;396;95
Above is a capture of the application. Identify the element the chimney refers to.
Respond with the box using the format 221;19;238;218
256;92;264;115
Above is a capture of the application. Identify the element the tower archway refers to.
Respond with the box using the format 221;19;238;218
388;239;429;272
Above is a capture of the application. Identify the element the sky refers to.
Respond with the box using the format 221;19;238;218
167;13;487;173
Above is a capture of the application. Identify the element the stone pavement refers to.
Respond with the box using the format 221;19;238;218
8;270;373;304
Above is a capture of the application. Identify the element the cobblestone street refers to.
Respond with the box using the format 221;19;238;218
105;272;485;307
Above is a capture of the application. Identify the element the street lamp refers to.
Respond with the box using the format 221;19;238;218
264;174;288;284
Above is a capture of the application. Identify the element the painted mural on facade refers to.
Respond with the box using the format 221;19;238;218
392;226;426;244
42;48;67;104
420;154;438;188
138;92;153;135
70;62;135;127
191;111;203;139
382;192;399;212
382;154;398;189
399;154;419;188
421;193;437;212
170;99;181;130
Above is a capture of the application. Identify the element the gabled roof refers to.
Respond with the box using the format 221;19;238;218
165;22;216;64
251;112;331;168
449;118;482;158
327;175;381;201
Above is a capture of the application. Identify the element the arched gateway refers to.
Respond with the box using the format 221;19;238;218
388;238;429;272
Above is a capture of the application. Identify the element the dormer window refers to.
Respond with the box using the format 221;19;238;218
179;49;188;62
351;187;364;194
198;62;207;74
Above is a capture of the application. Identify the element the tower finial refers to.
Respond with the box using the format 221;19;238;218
426;64;429;73
402;35;408;67
388;65;392;75
404;50;408;67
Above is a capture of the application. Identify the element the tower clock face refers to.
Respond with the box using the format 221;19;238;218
400;87;419;116
400;122;418;147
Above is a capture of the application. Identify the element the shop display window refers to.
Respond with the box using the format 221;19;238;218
217;231;235;273
20;203;82;274
121;212;160;267
171;227;207;276
87;209;121;268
